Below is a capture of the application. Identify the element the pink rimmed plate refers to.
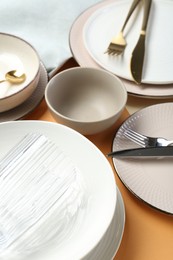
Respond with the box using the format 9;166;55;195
69;0;173;98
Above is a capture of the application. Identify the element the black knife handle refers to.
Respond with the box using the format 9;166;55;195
141;0;152;32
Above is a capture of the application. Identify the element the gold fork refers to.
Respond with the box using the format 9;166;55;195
106;0;141;55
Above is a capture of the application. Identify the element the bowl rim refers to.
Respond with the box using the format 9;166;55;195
0;32;40;101
45;67;127;123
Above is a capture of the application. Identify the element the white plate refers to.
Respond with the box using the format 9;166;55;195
69;0;173;98
112;102;173;214
83;0;173;85
85;187;125;260
0;62;48;122
0;121;117;259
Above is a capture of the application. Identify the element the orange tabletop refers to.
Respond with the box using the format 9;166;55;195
26;58;173;260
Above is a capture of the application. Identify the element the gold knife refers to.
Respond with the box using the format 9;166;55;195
130;0;152;84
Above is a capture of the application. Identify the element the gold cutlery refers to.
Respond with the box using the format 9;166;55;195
0;70;26;84
105;0;141;55
130;0;152;84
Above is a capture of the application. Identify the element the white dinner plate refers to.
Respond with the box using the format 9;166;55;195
0;121;117;259
112;102;173;214
83;0;173;85
69;0;173;98
0;62;48;122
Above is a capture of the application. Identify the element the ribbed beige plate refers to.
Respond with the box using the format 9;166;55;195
112;102;173;214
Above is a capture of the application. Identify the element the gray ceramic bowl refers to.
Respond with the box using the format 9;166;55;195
45;67;127;135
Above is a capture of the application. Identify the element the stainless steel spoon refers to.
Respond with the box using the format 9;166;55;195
0;70;26;84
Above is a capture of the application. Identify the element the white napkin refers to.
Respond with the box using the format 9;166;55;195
0;0;101;71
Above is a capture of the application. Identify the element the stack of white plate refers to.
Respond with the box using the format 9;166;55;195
0;121;125;260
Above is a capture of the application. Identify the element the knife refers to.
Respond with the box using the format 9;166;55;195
108;146;173;159
130;0;152;84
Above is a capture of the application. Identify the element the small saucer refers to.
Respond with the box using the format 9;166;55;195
0;62;48;122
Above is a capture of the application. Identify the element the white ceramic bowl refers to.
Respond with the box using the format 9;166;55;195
0;33;40;112
45;67;127;135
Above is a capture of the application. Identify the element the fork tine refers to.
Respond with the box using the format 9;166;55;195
124;129;147;147
126;129;148;141
106;49;122;56
106;39;126;55
106;0;141;55
105;49;118;55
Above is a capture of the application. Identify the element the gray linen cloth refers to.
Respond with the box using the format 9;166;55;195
0;0;101;71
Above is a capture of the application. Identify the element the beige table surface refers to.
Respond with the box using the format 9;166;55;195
26;58;173;260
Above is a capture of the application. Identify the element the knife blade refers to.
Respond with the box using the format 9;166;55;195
108;146;173;159
130;0;152;84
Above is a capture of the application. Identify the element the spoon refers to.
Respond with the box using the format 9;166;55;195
0;70;26;84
